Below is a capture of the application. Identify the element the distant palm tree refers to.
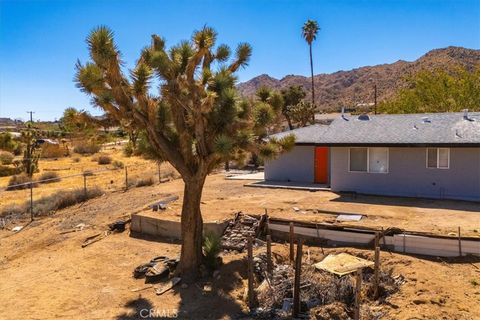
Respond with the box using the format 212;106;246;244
302;20;320;112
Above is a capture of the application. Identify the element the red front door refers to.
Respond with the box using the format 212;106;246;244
314;147;329;184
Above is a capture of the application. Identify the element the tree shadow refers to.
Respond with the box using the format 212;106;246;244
330;192;480;213
117;258;248;319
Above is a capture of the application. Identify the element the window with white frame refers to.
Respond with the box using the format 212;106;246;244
349;147;389;173
426;148;450;169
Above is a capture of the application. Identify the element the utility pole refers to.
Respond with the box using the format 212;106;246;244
374;83;377;115
26;111;35;123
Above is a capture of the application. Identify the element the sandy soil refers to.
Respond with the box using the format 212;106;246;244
1;170;479;319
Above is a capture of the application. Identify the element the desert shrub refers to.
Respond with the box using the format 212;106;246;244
122;142;134;157
0;203;24;218
0;165;21;177
40;143;65;158
0;187;103;217
0;133;21;155
0;151;14;165
97;155;112;165
112;160;124;169
6;173;37;191
73;141;101;154
135;176;154;187
72;157;81;163
38;171;61;184
203;232;222;270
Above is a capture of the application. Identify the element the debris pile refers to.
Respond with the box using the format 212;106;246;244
255;259;403;319
133;256;179;283
220;213;261;252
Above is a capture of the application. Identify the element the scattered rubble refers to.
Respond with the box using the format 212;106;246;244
12;225;23;232
220;213;263;252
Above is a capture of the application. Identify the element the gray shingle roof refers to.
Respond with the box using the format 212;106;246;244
271;112;480;146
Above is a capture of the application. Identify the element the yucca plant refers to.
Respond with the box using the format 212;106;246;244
75;26;294;280
203;232;222;270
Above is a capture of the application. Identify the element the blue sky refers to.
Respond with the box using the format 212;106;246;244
1;0;479;120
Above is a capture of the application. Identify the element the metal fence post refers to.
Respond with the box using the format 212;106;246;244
30;179;33;221
125;166;128;191
83;173;87;199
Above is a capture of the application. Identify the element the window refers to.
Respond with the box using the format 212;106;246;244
349;147;389;173
350;148;368;172
369;148;389;173
426;148;450;169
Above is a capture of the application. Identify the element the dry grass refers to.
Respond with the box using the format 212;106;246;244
0;186;104;218
0;147;175;211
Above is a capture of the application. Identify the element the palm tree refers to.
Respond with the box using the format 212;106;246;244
302;20;320;114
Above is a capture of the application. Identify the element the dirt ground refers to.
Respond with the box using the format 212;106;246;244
1;171;480;319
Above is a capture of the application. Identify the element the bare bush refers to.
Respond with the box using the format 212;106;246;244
38;171;61;184
40;144;65;158
73;141;101;154
0;151;14;165
6;173;37;191
0;165;20;177
135;176;154;187
97;155;112;165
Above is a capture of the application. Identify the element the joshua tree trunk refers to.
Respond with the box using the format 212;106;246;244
177;173;207;280
309;43;315;123
285;114;294;130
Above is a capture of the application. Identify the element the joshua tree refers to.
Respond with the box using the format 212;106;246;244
76;26;294;279
302;19;320;118
281;85;307;129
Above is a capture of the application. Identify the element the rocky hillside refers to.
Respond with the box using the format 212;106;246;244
237;46;480;111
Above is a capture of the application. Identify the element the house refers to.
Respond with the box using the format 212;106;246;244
265;111;480;201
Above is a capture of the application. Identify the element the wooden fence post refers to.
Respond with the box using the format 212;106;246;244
292;238;303;318
374;246;380;299
266;235;273;275
354;268;362;320
247;235;255;310
374;231;379;249
289;222;295;263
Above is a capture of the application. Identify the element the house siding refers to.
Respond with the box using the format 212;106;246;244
264;146;315;183
330;147;480;201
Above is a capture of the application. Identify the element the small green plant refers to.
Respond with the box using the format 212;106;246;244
97;155;112;165
0;151;14;165
471;279;479;287
203;231;222;270
122;142;134;157
38;171;61;184
112;160;124;169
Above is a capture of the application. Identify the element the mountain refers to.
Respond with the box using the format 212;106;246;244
237;46;480;111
